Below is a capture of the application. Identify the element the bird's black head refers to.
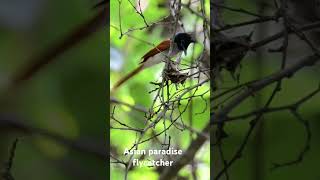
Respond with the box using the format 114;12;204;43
174;33;195;55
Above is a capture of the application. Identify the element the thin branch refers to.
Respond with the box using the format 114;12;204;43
1;139;19;180
0;116;106;160
7;7;108;93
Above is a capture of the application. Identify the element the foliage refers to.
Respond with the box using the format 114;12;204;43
110;0;210;179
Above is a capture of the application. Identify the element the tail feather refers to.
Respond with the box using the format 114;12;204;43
111;65;144;93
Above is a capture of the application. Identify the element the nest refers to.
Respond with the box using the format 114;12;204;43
162;61;188;84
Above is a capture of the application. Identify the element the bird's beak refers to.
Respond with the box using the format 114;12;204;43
181;42;187;55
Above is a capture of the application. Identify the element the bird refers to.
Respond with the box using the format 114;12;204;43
111;32;195;92
212;32;252;83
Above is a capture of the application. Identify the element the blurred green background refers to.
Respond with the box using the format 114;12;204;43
0;1;107;180
213;0;320;180
110;0;210;179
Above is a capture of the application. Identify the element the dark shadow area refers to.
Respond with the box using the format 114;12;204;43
212;0;320;179
0;1;108;180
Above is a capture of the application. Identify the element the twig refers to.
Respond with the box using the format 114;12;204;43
1;139;19;180
7;7;108;93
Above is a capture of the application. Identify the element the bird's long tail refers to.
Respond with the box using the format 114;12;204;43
111;65;144;93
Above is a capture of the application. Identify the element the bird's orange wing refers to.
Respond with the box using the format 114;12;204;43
140;40;171;63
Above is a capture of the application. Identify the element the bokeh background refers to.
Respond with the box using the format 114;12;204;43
213;0;320;180
0;1;107;180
